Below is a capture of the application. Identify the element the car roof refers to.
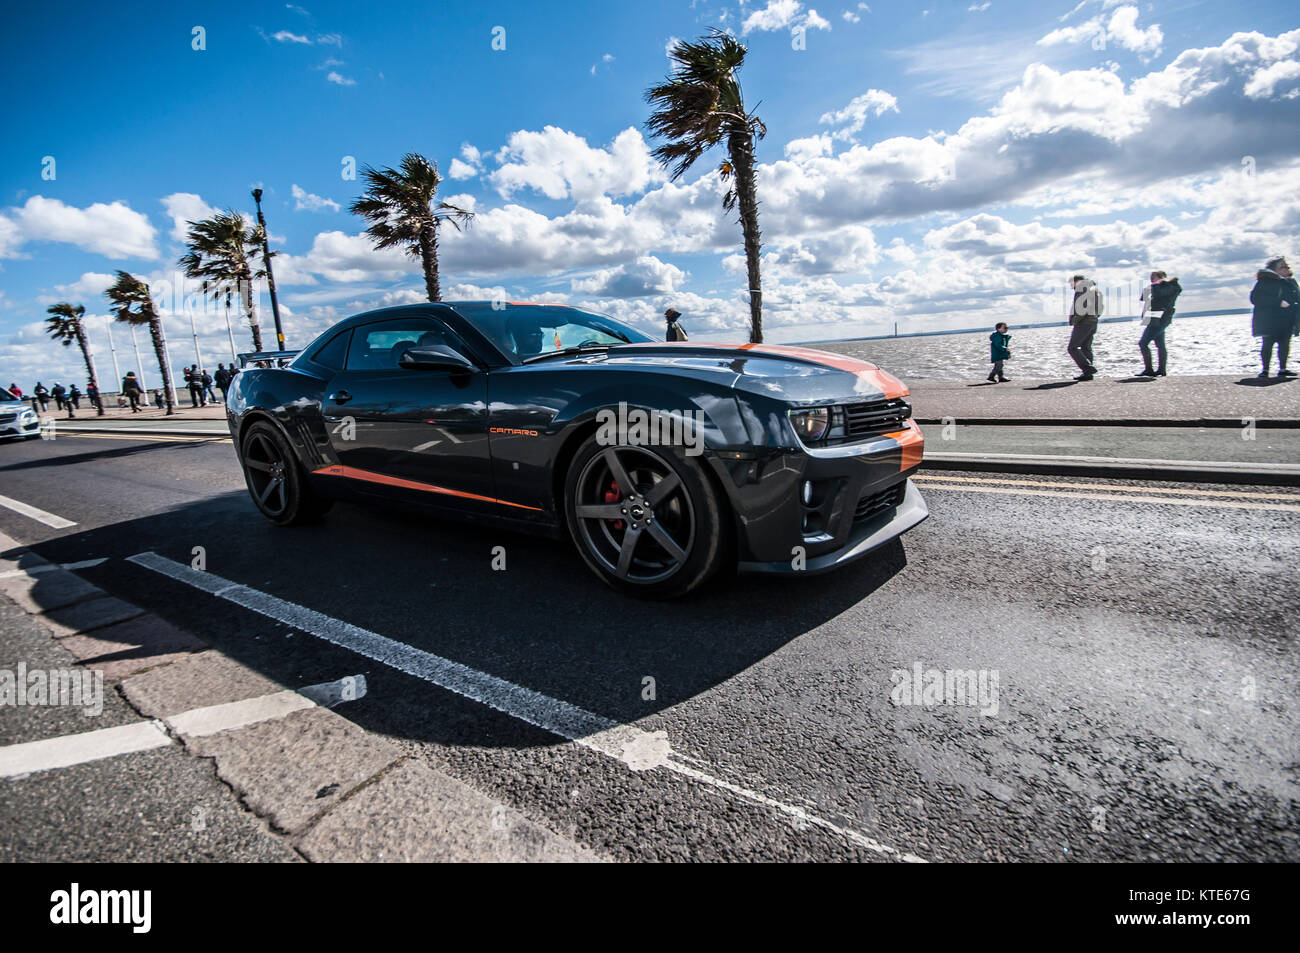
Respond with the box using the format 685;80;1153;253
336;301;577;330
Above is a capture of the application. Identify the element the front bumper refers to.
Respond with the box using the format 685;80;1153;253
737;479;927;574
0;415;40;439
710;419;926;571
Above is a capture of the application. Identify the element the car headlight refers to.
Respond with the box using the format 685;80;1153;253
19;409;36;421
788;407;830;442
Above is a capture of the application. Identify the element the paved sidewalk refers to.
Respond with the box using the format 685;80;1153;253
0;530;599;862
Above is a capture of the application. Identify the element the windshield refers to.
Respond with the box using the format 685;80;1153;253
0;388;17;402
450;303;653;362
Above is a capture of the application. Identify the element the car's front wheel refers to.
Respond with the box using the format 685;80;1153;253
240;420;332;526
564;436;725;598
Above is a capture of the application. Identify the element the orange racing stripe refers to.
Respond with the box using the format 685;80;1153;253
674;342;910;398
883;421;925;472
312;464;543;511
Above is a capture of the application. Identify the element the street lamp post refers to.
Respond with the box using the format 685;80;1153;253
251;188;285;352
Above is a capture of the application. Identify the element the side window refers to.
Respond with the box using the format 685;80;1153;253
310;329;352;370
345;318;463;371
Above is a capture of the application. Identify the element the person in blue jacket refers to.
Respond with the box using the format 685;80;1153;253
987;322;1011;382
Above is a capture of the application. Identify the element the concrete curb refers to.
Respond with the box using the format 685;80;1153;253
922;453;1300;487
54;425;229;438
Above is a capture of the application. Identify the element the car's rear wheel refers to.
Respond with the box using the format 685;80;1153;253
564;436;725;598
240;420;332;526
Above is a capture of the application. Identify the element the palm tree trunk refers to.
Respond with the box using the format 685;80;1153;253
420;223;441;302
241;269;264;352
75;324;105;415
729;130;764;344
148;310;175;415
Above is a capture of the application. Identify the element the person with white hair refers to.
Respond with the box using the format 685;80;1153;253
1250;256;1299;378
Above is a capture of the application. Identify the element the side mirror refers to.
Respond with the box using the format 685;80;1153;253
399;345;475;372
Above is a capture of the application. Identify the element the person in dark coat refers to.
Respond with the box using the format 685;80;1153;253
1136;270;1181;377
32;382;49;411
987;322;1011;382
121;371;143;413
50;382;66;411
665;307;688;342
1067;275;1103;380
1250;257;1299;378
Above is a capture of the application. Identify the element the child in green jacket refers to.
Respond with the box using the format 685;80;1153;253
987;323;1011;382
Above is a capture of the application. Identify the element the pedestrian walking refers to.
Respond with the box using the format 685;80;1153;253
987;322;1012;382
214;363;233;401
86;381;98;407
68;384;82;409
1067;275;1103;380
51;382;66;411
1250;256;1298;378
185;365;205;408
665;307;689;342
201;368;216;404
121;371;143;413
32;381;49;411
7;382;21;399
1137;270;1181;377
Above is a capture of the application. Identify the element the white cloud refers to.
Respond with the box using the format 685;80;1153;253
489;126;663;204
818;89;899;140
0;196;158;260
571;256;687;297
326;71;355;86
969;2;991;11
291;184;341;212
1039;4;1162;57
742;1;832;35
161;192;220;243
272;30;310;43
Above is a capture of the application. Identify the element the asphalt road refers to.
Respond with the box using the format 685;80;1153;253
1;431;1296;861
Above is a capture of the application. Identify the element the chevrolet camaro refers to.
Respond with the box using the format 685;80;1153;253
227;302;927;597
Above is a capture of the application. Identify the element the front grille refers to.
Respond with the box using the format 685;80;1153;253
844;398;910;438
854;482;906;523
0;413;15;424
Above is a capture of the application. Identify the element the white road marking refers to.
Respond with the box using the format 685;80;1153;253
0;677;357;779
0;721;170;778
127;550;925;861
0;493;77;529
166;690;316;738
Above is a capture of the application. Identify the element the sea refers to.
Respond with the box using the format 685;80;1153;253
807;314;1273;382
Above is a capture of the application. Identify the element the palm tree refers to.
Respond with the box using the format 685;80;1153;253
349;153;475;302
178;210;265;352
45;303;105;415
647;31;768;343
105;271;174;415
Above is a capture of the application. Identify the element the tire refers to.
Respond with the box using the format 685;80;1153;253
240;420;333;526
563;435;725;598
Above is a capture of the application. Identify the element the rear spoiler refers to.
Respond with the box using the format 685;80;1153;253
238;349;301;369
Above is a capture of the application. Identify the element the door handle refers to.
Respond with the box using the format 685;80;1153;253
329;390;352;404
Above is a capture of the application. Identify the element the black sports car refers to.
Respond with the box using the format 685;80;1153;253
227;302;927;597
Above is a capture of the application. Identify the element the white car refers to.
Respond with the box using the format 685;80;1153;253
0;388;40;440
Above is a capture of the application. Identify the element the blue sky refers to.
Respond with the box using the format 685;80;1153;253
2;0;1299;386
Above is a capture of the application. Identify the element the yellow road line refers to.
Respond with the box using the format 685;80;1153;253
915;481;1300;512
55;431;229;444
914;473;1300;501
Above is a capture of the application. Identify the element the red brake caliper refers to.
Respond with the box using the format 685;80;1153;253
604;480;624;531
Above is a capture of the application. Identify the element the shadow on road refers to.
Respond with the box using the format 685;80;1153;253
0;440;211;473
19;490;910;750
1234;376;1294;387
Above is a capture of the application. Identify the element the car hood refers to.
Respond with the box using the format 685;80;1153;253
576;342;910;404
0;399;29;412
